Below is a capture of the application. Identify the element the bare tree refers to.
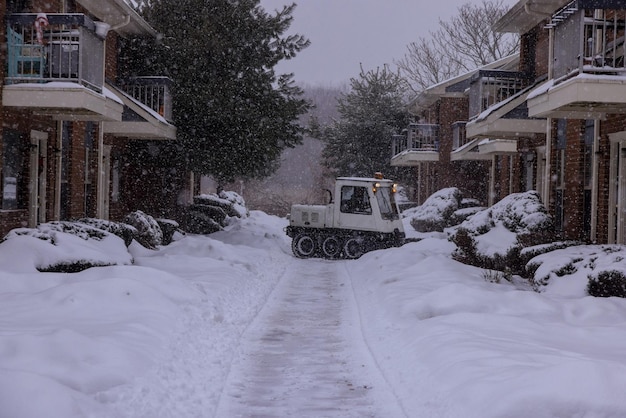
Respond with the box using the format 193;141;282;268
396;0;519;93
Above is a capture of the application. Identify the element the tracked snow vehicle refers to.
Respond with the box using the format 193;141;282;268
285;173;405;259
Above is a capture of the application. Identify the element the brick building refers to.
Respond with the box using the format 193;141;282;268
394;0;626;245
1;0;191;237
391;54;524;206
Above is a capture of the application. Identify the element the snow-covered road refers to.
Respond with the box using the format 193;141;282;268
215;259;406;417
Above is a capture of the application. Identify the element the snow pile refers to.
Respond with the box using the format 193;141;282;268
0;222;132;273
352;239;626;417
0;264;201;418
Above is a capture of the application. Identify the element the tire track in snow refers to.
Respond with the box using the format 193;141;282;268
215;259;406;417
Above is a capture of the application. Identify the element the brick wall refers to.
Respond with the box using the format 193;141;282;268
105;32;118;81
563;120;586;241
440;97;490;203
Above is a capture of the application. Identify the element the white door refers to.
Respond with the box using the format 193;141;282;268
29;130;48;227
608;133;626;243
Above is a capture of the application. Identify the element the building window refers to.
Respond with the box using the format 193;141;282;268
2;130;23;210
452;121;467;150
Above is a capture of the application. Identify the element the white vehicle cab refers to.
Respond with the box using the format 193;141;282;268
285;173;406;259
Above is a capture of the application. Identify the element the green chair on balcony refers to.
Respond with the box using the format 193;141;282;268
7;27;45;80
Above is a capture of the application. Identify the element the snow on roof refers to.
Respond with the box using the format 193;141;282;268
6;81;124;105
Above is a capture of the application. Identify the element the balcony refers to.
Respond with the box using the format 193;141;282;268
390;123;439;166
466;82;546;140
103;77;176;140
468;69;531;120
528;3;626;118
3;13;122;121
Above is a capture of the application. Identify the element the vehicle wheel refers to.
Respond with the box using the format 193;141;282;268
321;235;342;259
292;234;317;258
343;237;364;259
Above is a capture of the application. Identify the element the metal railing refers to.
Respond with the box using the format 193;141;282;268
6;13;105;93
391;123;440;156
468;70;530;119
550;5;626;82
121;76;174;121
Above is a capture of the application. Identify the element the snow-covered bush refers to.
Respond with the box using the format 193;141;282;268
527;245;626;297
0;221;132;272
405;188;485;233
78;218;137;247
124;210;163;249
588;270;626;298
451;191;555;275
185;190;248;234
406;188;462;232
156;218;182;245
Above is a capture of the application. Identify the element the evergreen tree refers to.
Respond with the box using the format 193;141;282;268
317;66;410;179
121;0;311;185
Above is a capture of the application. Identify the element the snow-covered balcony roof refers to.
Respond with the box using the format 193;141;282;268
495;0;570;34
527;73;626;118
75;0;156;37
2;82;124;121
450;138;492;161
103;83;176;140
466;82;547;139
390;149;439;166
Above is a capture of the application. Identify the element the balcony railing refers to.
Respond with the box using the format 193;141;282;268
549;2;626;82
120;77;174;121
6;13;105;93
392;123;440;156
468;70;531;119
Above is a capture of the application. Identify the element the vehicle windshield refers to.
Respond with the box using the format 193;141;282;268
376;187;399;220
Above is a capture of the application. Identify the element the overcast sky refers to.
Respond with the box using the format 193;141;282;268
260;0;518;86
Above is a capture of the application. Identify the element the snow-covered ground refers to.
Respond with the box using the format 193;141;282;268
2;211;626;417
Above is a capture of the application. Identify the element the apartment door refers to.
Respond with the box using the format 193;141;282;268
609;133;626;243
29;130;48;227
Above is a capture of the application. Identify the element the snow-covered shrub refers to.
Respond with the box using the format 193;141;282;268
407;188;463;232
78;218;137;247
0;221;132;272
156;218;181;245
184;190;248;234
451;191;554;275
124;210;163;249
185;208;224;234
588;270;626;298
406;188;485;233
527;245;626;297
